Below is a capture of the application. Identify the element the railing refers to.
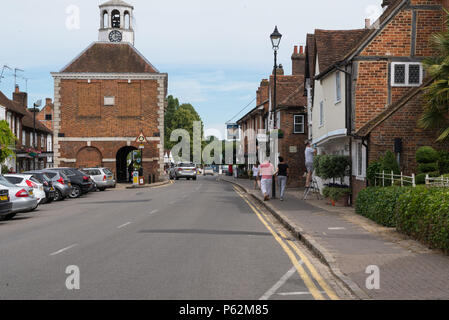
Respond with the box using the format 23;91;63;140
425;175;449;187
375;171;416;187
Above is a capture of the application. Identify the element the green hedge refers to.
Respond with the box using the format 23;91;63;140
357;186;449;252
396;187;449;252
416;146;439;163
355;187;409;227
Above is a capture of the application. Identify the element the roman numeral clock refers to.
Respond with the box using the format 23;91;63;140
109;30;123;42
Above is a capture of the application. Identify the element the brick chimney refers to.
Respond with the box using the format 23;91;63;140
292;45;306;76
12;85;28;108
365;19;371;29
45;98;53;106
276;64;284;76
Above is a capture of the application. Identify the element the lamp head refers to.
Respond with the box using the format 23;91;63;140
270;26;282;51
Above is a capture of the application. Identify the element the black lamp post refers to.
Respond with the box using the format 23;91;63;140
270;26;282;199
33;100;41;170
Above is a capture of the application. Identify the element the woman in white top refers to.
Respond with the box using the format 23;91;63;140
253;161;261;190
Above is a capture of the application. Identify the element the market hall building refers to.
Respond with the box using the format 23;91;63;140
51;0;168;182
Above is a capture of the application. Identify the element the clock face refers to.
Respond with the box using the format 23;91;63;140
109;30;123;43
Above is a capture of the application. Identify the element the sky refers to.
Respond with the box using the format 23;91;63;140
0;0;384;139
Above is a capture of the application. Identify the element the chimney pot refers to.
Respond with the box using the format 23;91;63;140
365;18;371;29
15;85;19;93
294;46;298;54
300;45;304;54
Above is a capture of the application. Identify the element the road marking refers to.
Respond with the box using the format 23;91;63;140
117;222;132;229
328;227;346;230
277;291;325;296
260;267;297;300
150;209;159;214
50;244;78;256
233;187;325;300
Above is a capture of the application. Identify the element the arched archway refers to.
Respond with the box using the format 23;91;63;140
76;147;103;169
116;146;137;183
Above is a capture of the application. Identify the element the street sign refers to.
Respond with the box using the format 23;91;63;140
227;124;240;140
135;131;148;144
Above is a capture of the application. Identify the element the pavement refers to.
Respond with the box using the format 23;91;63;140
0;176;351;300
221;176;449;300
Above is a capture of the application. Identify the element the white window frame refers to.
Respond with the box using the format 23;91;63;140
335;71;342;103
319;101;324;127
22;130;26;145
293;115;305;134
391;62;423;87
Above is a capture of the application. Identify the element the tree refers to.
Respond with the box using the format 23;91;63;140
164;95;179;148
0;120;16;167
418;10;449;141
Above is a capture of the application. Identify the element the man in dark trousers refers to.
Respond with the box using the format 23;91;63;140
128;161;134;183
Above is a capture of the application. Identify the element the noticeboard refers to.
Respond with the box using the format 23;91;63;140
227;124;240;140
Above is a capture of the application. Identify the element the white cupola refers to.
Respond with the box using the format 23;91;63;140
98;0;135;45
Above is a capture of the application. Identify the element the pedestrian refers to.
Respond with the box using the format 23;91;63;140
128;160;134;183
253;161;261;190
260;159;275;201
304;140;317;188
276;157;289;201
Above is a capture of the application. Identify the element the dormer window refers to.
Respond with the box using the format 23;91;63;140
111;10;121;28
391;62;423;86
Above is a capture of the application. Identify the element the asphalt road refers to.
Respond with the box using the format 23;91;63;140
0;176;350;300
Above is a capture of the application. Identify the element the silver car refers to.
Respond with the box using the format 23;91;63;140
38;170;72;201
81;167;116;191
0;175;38;220
170;163;197;180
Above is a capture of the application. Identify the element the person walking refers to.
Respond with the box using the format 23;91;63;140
305;140;317;188
253;161;261;190
260;159;275;201
276;156;289;201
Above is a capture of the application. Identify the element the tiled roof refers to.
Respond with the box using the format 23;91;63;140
22;110;52;134
0;90;27;116
279;83;306;107
61;42;158;73
273;75;305;107
306;33;316;78
315;28;369;77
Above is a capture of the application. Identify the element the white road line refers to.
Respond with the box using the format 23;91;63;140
50;244;78;256
259;266;299;300
117;222;132;229
277;291;325;296
328;227;346;230
150;209;159;214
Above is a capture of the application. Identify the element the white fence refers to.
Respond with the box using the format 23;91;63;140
375;171;416;187
425;175;449;187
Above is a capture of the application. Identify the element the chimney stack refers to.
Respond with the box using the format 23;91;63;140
292;45;306;76
12;85;28;108
365;18;371;29
45;98;52;106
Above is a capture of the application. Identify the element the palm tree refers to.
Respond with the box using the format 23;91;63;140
419;10;449;141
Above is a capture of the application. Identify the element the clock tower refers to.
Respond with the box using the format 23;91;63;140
98;0;135;45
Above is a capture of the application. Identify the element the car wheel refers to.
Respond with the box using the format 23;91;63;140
3;213;17;221
54;189;62;201
99;188;106;191
176;177;179;180
193;177;197;181
69;185;82;198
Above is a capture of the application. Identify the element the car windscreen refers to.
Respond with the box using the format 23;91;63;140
44;171;57;179
103;168;113;175
5;176;23;184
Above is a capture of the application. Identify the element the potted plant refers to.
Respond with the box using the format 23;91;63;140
315;155;351;207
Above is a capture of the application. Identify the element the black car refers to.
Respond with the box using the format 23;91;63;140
0;188;12;219
48;168;93;198
24;171;56;204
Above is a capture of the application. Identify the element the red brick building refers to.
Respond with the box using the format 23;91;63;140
36;98;54;131
237;46;308;187
307;0;449;199
51;0;168;182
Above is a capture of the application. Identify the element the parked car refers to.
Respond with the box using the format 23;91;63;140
170;163;197;180
0;175;38;220
39;170;72;201
0;187;12;219
81;167;116;191
4;174;47;204
47;168;93;198
203;166;214;176
23;171;56;204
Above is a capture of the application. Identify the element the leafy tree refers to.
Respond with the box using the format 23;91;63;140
418;10;449;141
0;120;16;166
164;95;180;148
381;150;400;174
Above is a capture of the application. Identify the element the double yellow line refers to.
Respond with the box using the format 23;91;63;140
233;186;339;300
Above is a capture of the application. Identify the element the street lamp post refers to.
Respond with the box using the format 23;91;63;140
33;100;41;170
270;26;282;199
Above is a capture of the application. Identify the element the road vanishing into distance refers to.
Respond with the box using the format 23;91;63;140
0;176;351;300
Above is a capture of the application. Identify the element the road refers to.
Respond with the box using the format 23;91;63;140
0;176;351;300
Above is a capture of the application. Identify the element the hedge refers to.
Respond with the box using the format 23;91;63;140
355;187;409;227
396;187;449;252
357;186;449;252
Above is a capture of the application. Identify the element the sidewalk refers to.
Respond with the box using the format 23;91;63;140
222;176;449;300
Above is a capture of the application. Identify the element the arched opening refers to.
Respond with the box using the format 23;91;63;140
116;146;138;183
76;147;103;169
103;11;109;28
111;9;121;28
124;11;130;29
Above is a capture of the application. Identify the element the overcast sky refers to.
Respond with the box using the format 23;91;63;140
0;0;383;139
